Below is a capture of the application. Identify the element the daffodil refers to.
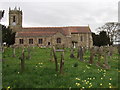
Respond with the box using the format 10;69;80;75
82;87;85;89
109;86;112;88
110;78;112;80
75;83;80;86
54;74;57;76
18;72;19;74
8;86;10;89
104;70;106;72
109;83;111;85
100;83;102;86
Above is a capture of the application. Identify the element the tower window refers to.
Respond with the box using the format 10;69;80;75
19;39;24;44
80;36;83;42
48;42;51;45
38;39;43;44
29;39;33;44
57;38;61;43
13;16;16;22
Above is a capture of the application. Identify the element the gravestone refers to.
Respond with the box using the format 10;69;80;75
19;47;25;72
96;47;103;67
26;47;31;60
79;46;84;61
118;45;120;55
60;52;64;74
12;46;16;57
102;46;110;69
52;46;58;72
70;47;75;58
89;47;95;64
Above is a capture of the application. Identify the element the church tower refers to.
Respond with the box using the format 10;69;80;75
9;7;22;32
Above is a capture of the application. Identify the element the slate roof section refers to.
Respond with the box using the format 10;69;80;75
16;26;91;37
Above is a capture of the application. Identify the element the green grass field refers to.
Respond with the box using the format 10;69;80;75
2;47;119;88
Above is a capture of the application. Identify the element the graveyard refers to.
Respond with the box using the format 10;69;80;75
2;46;119;88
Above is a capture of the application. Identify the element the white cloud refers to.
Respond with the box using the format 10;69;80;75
0;1;119;33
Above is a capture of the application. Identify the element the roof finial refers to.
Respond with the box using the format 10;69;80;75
9;7;11;11
14;6;17;10
19;7;20;10
88;24;89;27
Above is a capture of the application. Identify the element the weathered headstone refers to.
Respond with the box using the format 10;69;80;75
79;46;84;61
102;46;110;69
19;47;25;72
52;46;58;72
12;46;16;57
70;47;75;58
89;47;95;64
26;47;31;60
60;52;64;74
96;47;103;67
118;45;120;55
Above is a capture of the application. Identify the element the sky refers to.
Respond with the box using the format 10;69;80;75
0;0;119;33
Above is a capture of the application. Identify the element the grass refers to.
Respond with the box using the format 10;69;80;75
2;47;119;88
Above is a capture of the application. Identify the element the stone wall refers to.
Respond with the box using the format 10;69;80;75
15;32;93;48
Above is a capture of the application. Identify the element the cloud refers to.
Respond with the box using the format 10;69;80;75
0;1;118;33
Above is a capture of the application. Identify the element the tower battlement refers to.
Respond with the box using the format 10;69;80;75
9;7;22;32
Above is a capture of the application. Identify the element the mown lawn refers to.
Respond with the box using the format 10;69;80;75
2;47;119;88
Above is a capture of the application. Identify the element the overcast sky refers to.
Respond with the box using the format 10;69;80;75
0;0;119;33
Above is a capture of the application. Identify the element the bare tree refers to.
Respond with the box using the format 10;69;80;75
97;22;120;44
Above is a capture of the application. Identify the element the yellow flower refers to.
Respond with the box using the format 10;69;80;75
87;81;89;83
82;87;85;89
18;72;19;74
100;83;102;86
89;78;92;80
101;78;103;80
8;86;10;89
104;70;106;72
75;78;80;80
109;83;111;85
109;86;112;88
89;83;92;85
76;83;80;86
110;78;112;80
89;86;91;88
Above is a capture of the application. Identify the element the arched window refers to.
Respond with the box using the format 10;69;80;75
13;16;16;22
29;39;33;44
80;36;83;42
57;38;61;43
38;39;43;44
19;39;24;44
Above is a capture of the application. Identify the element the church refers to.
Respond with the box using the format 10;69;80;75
9;7;93;48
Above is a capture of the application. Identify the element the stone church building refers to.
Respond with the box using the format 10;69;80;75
9;7;93;48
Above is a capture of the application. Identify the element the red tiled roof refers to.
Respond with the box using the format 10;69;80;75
16;26;91;37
